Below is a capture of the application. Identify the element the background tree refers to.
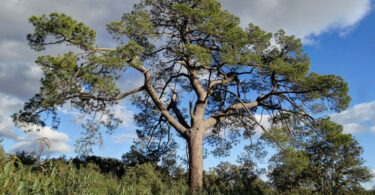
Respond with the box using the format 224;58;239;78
202;161;268;195
268;119;373;194
16;151;38;166
306;119;372;194
72;155;126;178
14;0;350;191
268;147;310;192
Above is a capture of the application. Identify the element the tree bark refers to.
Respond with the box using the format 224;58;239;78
188;130;204;193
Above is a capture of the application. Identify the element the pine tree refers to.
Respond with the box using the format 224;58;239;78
14;0;350;191
269;119;372;194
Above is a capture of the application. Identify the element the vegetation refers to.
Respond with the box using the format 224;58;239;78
0;158;185;194
12;0;353;191
268;119;373;194
0;134;373;194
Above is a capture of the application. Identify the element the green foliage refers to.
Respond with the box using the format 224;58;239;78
16;151;38;166
268;119;373;194
107;10;155;40
72;155;126;178
15;11;150;153
268;147;310;192
0;155;184;194
0;152;282;194
181;43;212;67
121;163;188;194
305;120;373;194
246;24;272;53
0;140;373;195
296;73;351;111
16;0;352;157
13;1;358;191
28;13;96;51
202;162;270;195
0;139;4;159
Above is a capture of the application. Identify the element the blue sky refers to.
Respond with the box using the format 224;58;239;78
0;0;374;188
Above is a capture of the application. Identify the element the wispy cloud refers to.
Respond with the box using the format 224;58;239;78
220;0;371;43
0;94;24;140
113;133;137;144
11;123;70;154
0;94;70;154
331;101;375;134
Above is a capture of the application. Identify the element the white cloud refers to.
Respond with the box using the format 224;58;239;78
216;114;271;137
12;123;70;154
0;94;23;114
113;133;137;144
0;93;70;154
219;0;371;43
2;0;370;44
0;114;22;141
330;101;375;134
254;114;272;135
0;94;24;140
111;104;135;127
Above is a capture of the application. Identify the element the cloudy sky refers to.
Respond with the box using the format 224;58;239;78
0;0;375;186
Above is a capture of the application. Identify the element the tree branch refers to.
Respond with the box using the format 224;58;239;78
135;65;188;138
210;88;284;149
75;86;145;101
169;97;190;129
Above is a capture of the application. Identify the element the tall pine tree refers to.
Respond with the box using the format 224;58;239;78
14;0;350;191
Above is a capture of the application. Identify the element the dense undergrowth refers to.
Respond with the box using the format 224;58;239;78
0;147;270;194
0;148;374;194
0;157;187;194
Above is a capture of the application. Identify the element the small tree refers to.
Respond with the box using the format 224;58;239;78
14;0;350;191
269;119;373;194
203;161;267;194
268;147;310;192
306;120;372;194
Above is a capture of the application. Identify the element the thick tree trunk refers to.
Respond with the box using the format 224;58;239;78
188;131;204;193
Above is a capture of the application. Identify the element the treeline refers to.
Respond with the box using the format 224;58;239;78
0;144;374;194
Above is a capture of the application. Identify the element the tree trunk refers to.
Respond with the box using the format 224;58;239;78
188;131;204;193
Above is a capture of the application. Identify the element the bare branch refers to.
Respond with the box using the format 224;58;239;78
135;65;188;138
74;86;145;101
168;90;190;128
217;88;285;149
